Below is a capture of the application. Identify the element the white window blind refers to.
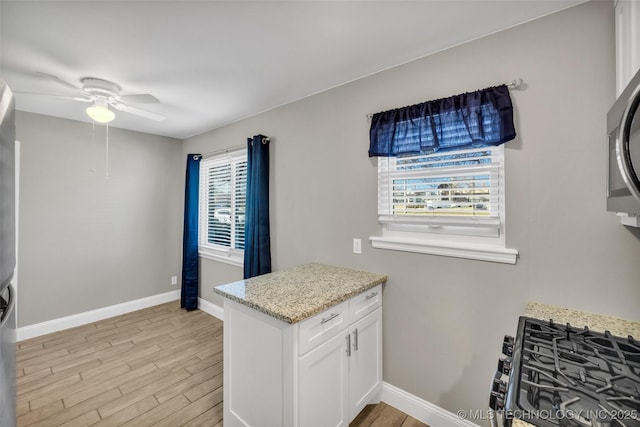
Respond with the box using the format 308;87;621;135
372;145;517;263
378;146;502;220
198;149;247;265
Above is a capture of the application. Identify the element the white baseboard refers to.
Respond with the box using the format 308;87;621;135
197;298;224;321
17;290;180;342
381;382;478;427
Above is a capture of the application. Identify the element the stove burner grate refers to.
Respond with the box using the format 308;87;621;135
507;317;640;427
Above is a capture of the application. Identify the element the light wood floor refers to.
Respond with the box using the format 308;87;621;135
350;402;428;427
16;301;427;427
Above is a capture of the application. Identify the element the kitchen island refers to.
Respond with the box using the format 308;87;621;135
214;263;387;427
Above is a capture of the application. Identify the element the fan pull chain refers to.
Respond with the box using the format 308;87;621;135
105;123;110;179
89;120;96;172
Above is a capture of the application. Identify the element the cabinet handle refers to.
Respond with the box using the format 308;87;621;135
353;328;359;352
321;313;339;324
365;292;378;300
346;334;351;357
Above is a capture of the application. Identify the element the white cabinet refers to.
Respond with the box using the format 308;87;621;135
222;284;383;427
298;331;350;427
348;309;382;420
297;307;382;427
615;0;640;95
298;300;349;356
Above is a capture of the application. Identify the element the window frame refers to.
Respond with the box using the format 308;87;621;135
370;145;518;264
198;148;247;267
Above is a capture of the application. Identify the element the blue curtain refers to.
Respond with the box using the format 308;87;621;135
243;135;271;279
181;154;201;311
369;85;515;157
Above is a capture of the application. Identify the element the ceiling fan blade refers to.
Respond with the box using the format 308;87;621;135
117;94;159;104
14;91;93;102
37;72;85;92
111;101;165;122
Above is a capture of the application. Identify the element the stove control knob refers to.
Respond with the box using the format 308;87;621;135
492;377;507;394
489;377;507;410
489;390;506;411
497;357;512;375
502;335;514;357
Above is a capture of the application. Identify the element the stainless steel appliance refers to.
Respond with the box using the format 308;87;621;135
489;317;639;427
0;77;17;427
0;285;16;426
608;68;640;221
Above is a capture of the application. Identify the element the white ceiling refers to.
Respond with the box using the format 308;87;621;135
1;0;584;140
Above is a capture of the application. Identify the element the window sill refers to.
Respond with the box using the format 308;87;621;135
369;235;518;264
199;246;244;267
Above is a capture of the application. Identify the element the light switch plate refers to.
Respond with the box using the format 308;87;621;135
353;238;362;254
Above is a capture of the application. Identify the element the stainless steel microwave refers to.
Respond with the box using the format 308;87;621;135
607;68;640;219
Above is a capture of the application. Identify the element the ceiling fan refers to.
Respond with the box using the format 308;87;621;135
17;73;165;123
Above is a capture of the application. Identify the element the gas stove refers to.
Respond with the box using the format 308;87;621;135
490;317;640;427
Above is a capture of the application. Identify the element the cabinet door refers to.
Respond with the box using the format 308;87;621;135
298;331;349;427
616;0;640;95
349;307;382;420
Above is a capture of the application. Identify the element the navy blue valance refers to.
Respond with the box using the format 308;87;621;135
369;85;516;157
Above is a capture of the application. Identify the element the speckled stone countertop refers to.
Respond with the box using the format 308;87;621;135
511;302;640;427
524;302;640;337
213;263;387;324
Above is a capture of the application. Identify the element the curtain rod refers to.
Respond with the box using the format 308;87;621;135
365;78;524;119
192;145;244;160
193;137;271;160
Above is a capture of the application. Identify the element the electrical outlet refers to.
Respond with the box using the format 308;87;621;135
353;238;362;254
171;276;178;286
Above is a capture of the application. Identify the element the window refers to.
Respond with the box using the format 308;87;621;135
198;149;247;266
368;84;518;263
371;145;518;264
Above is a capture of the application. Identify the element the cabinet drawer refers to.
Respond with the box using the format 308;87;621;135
298;301;348;356
349;284;382;324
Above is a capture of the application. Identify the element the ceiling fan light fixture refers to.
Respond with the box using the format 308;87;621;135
86;103;115;123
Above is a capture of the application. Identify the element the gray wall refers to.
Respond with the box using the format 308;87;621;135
16;112;183;326
184;1;640;417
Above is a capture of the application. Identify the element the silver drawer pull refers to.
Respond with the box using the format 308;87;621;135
365;291;378;300
321;313;339;324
